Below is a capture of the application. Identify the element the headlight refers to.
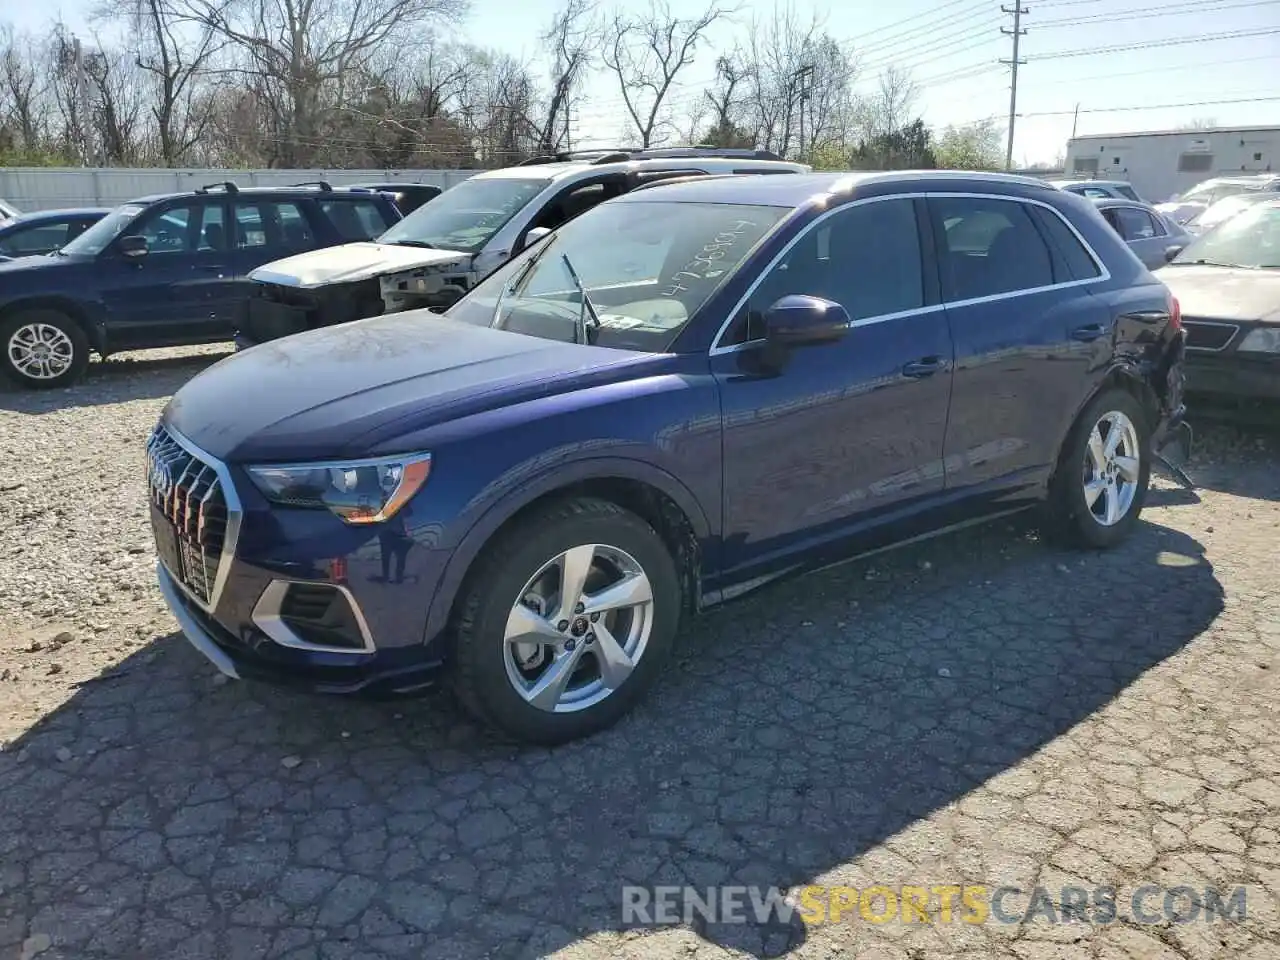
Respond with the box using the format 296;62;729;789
1237;327;1280;353
247;453;431;524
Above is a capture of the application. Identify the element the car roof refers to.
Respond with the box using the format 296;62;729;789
5;207;111;222
470;155;809;183
1049;178;1132;187
126;185;389;205
1090;197;1152;209
613;169;1061;208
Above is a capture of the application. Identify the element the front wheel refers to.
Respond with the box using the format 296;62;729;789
1046;387;1152;548
1;309;91;389
451;497;681;745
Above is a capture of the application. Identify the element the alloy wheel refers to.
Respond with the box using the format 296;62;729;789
502;542;655;713
1082;410;1141;527
6;322;75;380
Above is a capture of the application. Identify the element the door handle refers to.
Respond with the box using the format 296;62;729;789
1070;323;1107;342
902;356;945;378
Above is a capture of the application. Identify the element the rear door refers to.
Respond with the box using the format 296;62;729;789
928;193;1109;495
1111;204;1171;269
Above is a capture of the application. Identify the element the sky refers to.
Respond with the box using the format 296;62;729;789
4;0;1279;166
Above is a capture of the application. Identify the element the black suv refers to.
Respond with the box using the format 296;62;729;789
0;182;402;389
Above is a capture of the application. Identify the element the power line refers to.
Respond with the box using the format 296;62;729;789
1036;0;1280;29
1031;26;1280;59
850;1;994;56
1019;94;1280;118
1000;3;1027;171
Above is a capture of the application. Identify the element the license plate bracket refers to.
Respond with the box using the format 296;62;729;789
151;507;185;580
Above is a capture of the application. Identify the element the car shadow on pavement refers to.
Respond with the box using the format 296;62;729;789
1183;419;1280;503
0;350;231;413
0;517;1224;960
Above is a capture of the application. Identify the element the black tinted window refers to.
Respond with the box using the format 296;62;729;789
0;221;69;257
749;198;923;325
1114;206;1159;240
931;196;1054;300
1029;205;1102;282
321;199;391;241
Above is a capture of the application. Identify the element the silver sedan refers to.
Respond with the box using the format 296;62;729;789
1091;197;1191;270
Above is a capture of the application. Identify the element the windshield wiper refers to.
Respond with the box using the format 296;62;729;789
492;235;557;328
1179;258;1251;268
560;253;601;345
389;239;436;249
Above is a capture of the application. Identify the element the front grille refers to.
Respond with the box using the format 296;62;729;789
1182;318;1239;352
147;424;230;606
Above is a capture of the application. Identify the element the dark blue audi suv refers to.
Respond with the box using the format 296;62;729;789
148;170;1189;744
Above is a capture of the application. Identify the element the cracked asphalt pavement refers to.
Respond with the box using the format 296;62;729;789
2;348;1280;960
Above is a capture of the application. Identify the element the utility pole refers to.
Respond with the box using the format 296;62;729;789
72;36;94;167
793;64;815;163
999;3;1027;171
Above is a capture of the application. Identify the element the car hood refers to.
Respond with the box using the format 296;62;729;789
1160;265;1280;323
248;242;472;288
164;311;655;463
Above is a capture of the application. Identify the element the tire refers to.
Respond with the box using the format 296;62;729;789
1045;387;1152;549
1;309;91;389
451;496;682;745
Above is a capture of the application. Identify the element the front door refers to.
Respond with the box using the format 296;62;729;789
711;196;955;584
98;200;233;349
926;194;1110;494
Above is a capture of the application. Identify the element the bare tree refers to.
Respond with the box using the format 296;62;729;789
538;0;596;153
0;26;47;151
600;0;733;148
84;42;147;163
863;64;917;157
169;0;469;166
92;0;222;165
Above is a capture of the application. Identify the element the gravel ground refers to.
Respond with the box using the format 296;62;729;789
1;346;1279;960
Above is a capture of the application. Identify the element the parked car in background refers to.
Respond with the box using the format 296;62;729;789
1047;178;1143;201
0;181;401;389
1156;174;1280;224
1159;196;1280;402
1184;191;1273;235
238;147;809;348
0;198;20;223
0;208;109;261
1090;197;1189;269
149;170;1188;745
345;182;443;216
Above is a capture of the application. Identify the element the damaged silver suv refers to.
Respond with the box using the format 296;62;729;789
237;147;807;346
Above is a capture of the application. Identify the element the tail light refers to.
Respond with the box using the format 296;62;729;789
1167;293;1182;333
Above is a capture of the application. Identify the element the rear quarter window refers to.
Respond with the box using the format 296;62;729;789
320;199;393;241
1029;205;1103;281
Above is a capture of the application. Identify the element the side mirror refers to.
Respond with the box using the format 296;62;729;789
1164;245;1184;263
118;235;148;259
764;295;850;347
521;227;552;252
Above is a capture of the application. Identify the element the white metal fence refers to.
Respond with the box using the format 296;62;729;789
0;167;476;211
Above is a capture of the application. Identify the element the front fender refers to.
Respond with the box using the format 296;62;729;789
0;294;106;353
421;455;712;644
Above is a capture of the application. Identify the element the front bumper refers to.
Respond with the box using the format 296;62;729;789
158;564;447;696
1185;351;1280;402
148;423;452;697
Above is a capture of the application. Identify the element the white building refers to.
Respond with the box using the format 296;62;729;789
1063;125;1279;202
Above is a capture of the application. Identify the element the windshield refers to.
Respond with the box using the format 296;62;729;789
1189;193;1270;232
376;177;550;253
61;203;145;256
1171;202;1280;268
446;199;789;352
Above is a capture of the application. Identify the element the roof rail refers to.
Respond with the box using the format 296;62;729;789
628;173;741;193
517;148;641;166
197;181;239;194
290;180;333;191
631;146;786;162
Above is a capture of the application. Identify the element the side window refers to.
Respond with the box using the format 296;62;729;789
1081;187;1111;198
727;198;923;343
66;218;95;242
133;204;198;254
0;222;69;257
321;199;392;241
531;179;627;233
1029;205;1102;282
275;202;315;247
195;203;227;251
1114;207;1158;241
232;202;268;248
930;196;1054;301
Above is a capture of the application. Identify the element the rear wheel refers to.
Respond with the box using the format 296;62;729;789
1;309;90;389
1046;387;1151;548
451;497;681;744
